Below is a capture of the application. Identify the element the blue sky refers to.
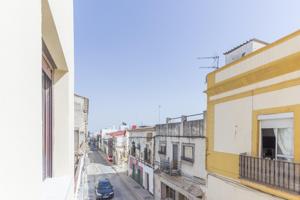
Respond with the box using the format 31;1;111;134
74;0;300;131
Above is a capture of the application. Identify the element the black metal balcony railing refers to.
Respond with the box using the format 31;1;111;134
240;154;300;194
160;159;181;176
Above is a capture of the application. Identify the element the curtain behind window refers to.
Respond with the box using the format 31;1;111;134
277;128;293;160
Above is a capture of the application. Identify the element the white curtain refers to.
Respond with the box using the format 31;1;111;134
277;128;293;157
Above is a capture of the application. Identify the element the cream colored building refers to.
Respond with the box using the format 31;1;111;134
154;115;206;200
0;0;74;199
128;126;155;195
206;31;300;200
74;94;89;157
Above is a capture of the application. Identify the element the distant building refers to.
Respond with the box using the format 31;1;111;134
74;94;89;157
154;114;206;200
74;94;89;190
127;126;155;195
109;130;128;165
206;30;300;200
99;128;117;154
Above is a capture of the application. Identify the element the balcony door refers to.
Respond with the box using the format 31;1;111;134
259;113;294;161
172;144;178;169
42;55;53;179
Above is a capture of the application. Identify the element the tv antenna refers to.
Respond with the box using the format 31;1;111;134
197;56;219;69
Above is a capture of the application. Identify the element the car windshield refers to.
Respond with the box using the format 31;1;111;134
98;181;111;189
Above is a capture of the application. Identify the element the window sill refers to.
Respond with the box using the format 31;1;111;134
181;157;194;163
42;176;73;200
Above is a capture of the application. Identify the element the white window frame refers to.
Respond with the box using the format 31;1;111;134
258;112;294;161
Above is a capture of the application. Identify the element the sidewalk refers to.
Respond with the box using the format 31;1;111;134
98;150;154;200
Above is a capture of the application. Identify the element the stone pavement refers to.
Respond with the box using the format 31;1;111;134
99;151;154;200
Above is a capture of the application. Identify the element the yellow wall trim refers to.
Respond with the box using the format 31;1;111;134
206;151;239;179
206;52;300;96
240;179;300;200
207;29;300;77
209;76;300;105
207;72;216;89
206;104;215;151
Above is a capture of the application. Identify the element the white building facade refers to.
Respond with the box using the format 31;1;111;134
128;126;155;195
74;94;89;158
154;115;206;200
109;130;128;165
0;0;74;199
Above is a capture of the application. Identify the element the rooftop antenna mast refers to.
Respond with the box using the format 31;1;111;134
197;56;219;69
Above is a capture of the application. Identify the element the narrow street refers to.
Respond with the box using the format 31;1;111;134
79;143;152;200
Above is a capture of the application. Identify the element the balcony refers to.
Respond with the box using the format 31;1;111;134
239;154;300;194
159;159;181;176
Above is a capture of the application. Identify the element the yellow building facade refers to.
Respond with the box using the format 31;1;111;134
206;31;300;200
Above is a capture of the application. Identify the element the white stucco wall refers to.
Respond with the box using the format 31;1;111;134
128;128;155;165
214;97;253;154
253;84;300;110
210;70;300;101
0;0;74;199
0;1;42;199
207;174;283;200
128;128;155;194
225;42;253;65
128;156;154;194
45;1;74;198
213;84;300;155
155;137;206;180
142;163;154;194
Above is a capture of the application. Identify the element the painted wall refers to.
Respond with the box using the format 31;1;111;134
155;136;206;180
214;97;253;154
206;31;300;199
44;1;75;198
128;128;155;194
210;70;300;101
142;163;154;194
0;1;42;199
0;0;74;199
128;128;155;165
128;156;154;193
216;33;300;82
207;174;283;200
213;84;300;155
225;41;253;65
74;95;89;146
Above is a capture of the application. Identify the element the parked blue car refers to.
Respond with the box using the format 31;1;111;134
95;178;114;199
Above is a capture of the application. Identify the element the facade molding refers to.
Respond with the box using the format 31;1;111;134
206;52;300;96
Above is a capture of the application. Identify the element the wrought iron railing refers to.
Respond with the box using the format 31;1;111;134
240;154;300;194
160;159;181;176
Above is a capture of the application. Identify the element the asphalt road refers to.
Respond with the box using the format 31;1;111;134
83;144;139;200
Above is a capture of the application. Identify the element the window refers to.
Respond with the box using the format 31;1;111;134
144;145;151;164
146;132;152;142
158;142;166;155
144;147;148;161
131;141;136;156
165;184;175;200
42;54;53;179
259;113;294;161
181;144;194;162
